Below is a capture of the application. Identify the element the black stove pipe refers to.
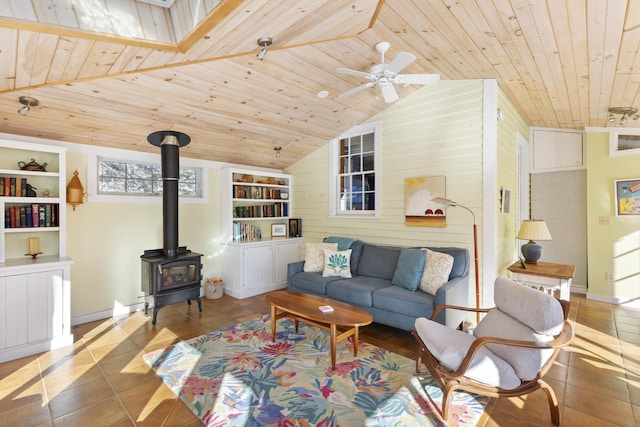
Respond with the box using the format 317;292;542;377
147;130;191;258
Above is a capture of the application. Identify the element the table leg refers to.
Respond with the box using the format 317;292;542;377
353;326;359;356
330;323;337;369
295;319;299;333
270;305;276;343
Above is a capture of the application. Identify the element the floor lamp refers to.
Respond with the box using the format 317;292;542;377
432;197;480;324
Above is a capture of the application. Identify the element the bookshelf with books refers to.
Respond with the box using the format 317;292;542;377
0;137;73;362
221;168;301;298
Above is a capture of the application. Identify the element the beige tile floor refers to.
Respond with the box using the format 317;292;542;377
0;292;637;426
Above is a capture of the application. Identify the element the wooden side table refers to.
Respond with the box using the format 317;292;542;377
507;261;576;301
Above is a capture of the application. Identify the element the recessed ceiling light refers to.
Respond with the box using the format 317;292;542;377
317;90;329;99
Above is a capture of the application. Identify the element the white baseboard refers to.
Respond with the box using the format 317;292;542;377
586;292;640;309
71;302;147;326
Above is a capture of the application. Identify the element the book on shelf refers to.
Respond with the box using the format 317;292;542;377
8;206;15;228
9;177;16;197
45;204;51;227
15;178;21;198
19;206;26;227
39;204;45;227
4;177;9;196
25;206;32;227
20;178;27;197
4;209;9;228
31;204;39;227
0;178;4;196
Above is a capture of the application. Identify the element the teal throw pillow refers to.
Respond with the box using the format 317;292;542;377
322;249;352;278
324;236;357;251
392;248;427;291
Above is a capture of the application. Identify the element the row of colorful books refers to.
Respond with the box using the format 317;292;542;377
233;222;261;242
4;204;59;228
0;177;37;197
233;202;288;218
233;185;283;200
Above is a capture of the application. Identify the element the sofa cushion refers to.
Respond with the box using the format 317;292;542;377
415;317;521;389
357;244;402;280
322;249;352;278
419;248;455;295
303;242;338;273
326;276;391;307
289;272;343;296
373;285;435;318
391;248;426;291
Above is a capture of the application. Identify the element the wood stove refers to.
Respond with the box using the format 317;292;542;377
140;130;203;324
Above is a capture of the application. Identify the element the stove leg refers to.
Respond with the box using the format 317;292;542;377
144;302;149;316
152;306;159;325
196;297;202;312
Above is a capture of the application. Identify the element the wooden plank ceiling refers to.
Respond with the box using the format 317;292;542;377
0;0;639;168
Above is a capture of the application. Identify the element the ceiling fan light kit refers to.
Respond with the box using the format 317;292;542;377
336;41;440;103
256;36;272;60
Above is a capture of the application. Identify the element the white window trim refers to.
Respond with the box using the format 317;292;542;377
329;121;381;218
87;151;209;204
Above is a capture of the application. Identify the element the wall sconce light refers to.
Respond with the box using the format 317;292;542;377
608;107;639;127
274;146;282;158
18;96;39;116
257;36;272;60
66;169;85;211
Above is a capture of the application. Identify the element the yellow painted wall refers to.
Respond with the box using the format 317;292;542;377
496;87;530;275
586;131;640;303
286;80;485;306
65;151;223;318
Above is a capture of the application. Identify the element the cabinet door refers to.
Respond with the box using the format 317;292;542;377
532;129;584;172
273;241;301;285
241;245;274;291
0;270;63;349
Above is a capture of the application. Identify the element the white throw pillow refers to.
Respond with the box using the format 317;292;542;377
303;242;338;273
322;249;352;278
419;249;454;295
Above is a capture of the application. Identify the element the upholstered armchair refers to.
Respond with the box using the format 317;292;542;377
412;276;573;426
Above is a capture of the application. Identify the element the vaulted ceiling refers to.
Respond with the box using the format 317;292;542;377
1;0;639;168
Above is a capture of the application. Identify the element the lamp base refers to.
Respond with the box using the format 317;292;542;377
521;241;542;264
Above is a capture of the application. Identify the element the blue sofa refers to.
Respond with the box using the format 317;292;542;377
287;238;470;331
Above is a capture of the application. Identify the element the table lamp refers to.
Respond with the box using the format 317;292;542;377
516;220;552;264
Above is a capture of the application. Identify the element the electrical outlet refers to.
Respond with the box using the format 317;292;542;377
599;216;611;225
606;272;614;281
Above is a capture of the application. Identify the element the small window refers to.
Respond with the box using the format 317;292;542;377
329;122;381;217
97;158;202;197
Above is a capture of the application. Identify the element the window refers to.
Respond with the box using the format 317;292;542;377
329;122;381;217
97;158;202;197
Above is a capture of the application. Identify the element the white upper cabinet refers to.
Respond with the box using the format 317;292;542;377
531;128;585;173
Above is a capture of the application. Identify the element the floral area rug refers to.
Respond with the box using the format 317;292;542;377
143;315;488;426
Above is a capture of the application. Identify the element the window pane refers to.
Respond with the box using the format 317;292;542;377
349;136;362;155
362;152;374;172
362;132;374;152
97;158;201;197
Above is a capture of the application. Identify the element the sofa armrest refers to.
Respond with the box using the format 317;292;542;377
434;275;469;328
287;261;305;289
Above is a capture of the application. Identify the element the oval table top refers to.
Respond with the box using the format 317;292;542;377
265;290;373;327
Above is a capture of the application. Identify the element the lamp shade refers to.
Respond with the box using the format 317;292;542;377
516;220;552;241
516;220;551;263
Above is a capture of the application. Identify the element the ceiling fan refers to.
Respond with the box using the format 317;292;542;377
336;41;440;103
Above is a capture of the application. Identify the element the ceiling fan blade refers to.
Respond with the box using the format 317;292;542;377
338;82;376;99
393;73;441;85
385;52;416;76
380;84;399;103
336;68;375;80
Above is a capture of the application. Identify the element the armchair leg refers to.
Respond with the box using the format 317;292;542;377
416;355;422;373
539;380;560;426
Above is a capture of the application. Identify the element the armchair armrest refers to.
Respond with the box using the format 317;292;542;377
430;304;491;322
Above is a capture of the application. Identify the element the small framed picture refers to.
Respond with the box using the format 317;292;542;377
501;188;511;214
615;178;640;215
289;218;301;237
271;223;287;238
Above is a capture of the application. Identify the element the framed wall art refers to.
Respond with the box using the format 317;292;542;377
404;175;446;227
615;178;640;216
288;218;301;237
271;223;288;237
501;188;511;214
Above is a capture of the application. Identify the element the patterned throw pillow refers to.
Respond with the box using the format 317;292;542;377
322;249;353;278
418;248;454;295
303;242;338;273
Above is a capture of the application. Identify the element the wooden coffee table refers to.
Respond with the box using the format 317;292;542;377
265;290;373;369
